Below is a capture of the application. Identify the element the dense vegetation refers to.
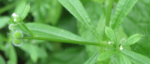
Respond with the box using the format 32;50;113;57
0;0;150;64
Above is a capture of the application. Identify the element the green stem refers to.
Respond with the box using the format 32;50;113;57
21;37;106;46
106;0;114;26
21;22;35;37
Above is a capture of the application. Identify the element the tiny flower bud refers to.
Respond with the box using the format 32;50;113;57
12;13;18;17
13;30;23;38
14;18;17;21
12;39;23;46
120;45;123;50
8;24;15;30
12;13;20;22
108;41;111;45
108;41;114;45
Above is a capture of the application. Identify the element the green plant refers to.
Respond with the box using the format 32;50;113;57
1;0;150;64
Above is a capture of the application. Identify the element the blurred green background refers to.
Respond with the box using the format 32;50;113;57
0;0;150;64
0;0;90;64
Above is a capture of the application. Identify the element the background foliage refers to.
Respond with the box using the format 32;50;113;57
0;0;150;64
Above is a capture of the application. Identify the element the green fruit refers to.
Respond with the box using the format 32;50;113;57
8;24;15;30
120;38;126;44
12;39;22;46
13;31;23;38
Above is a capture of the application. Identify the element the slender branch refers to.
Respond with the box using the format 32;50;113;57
21;37;106;46
21;22;35;37
106;0;114;26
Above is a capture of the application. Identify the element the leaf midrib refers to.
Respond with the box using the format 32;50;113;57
122;55;128;64
122;50;147;64
89;53;99;64
68;0;100;40
68;0;91;30
30;29;85;41
112;0;130;29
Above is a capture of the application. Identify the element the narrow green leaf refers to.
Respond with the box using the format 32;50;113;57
110;53;120;64
0;55;5;64
0;34;6;51
105;27;117;43
98;50;115;61
96;15;106;40
120;53;132;64
111;0;138;30
50;47;88;64
106;0;113;26
121;49;150;64
84;51;100;64
0;16;9;29
19;43;47;59
0;1;21;14
21;3;30;20
123;34;142;46
14;1;27;16
9;45;17;64
21;23;104;46
49;0;62;25
30;44;38;62
19;43;30;53
58;0;101;41
26;23;88;41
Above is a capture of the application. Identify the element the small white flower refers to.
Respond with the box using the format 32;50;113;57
12;13;18;17
12;13;20;22
120;45;123;50
108;41;111;45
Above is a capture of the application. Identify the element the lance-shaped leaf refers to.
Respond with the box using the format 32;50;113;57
58;0;100;41
21;3;30;20
0;16;9;29
98;50;115;61
121;49;150;64
122;34;142;46
22;23;104;46
84;51;100;64
96;15;106;40
111;0;138;30
120;53;132;64
105;27;117;43
8;45;17;64
29;43;38;63
0;55;5;64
